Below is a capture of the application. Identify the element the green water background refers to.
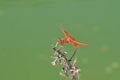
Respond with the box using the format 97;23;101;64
0;0;120;80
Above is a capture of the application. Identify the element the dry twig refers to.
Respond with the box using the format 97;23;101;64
51;42;80;80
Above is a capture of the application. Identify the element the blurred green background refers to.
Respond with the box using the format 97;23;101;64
0;0;120;80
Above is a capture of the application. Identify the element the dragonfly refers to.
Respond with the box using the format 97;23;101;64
58;28;88;48
58;27;88;61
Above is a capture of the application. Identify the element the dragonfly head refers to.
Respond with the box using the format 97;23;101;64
58;38;64;45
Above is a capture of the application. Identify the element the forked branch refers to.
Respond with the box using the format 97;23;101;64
51;42;80;80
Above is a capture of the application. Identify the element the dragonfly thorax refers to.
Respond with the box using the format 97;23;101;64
58;38;69;45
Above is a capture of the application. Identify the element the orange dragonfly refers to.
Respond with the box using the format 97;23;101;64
58;28;88;48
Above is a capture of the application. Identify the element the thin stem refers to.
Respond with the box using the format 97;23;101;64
69;48;77;61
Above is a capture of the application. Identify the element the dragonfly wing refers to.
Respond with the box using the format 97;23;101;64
61;28;76;40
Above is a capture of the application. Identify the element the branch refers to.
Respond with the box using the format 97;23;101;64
51;42;80;80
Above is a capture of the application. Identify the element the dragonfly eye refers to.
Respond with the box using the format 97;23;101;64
58;38;64;45
58;38;62;42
